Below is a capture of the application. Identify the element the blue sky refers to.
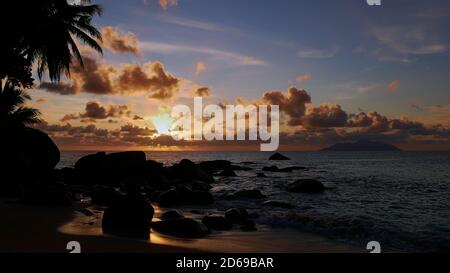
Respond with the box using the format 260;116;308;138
87;0;450;116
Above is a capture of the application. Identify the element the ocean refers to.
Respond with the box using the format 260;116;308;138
59;151;450;252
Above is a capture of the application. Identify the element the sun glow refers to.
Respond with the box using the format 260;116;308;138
150;113;173;135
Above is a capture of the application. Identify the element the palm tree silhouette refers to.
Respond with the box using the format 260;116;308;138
1;0;103;127
0;80;41;128
2;0;103;82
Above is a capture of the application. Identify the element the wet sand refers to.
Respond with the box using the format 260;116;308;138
0;199;190;253
1;198;362;253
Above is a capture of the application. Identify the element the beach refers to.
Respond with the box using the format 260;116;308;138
0;198;361;253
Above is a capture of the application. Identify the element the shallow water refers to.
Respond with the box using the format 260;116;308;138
59;151;450;252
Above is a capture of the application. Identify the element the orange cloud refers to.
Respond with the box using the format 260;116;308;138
101;26;141;55
158;0;177;10
388;80;400;92
195;61;206;75
295;73;311;84
193;86;211;97
39;56;180;99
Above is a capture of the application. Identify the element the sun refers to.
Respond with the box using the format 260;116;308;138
150;113;173;135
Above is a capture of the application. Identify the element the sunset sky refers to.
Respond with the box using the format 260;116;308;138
31;0;450;151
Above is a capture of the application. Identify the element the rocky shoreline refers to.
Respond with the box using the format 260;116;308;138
2;131;328;241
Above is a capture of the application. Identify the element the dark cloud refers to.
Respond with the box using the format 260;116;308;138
263;87;312;126
39;81;78;95
60;101;131;123
302;104;348;128
193;87;211;97
116;62;180;99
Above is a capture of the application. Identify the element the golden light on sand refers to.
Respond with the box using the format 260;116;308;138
150;113;173;136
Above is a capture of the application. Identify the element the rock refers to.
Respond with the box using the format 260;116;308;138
256;173;267;178
269;152;290;160
198;160;232;173
240;219;257;231
157;186;214;206
263;200;294;209
75;152;106;173
161;210;184;220
21;127;60;171
175;184;194;203
156;189;178;207
202;215;232;230
228;165;252;171
217;169;237;177
1;127;60;197
74;151;151;186
90;185;122;206
168;159;214;184
191;190;214;205
234;189;266;199
262;166;279;172
102;194;154;239
151;218;209;238
225;208;249;222
286;179;325;193
191;180;213;192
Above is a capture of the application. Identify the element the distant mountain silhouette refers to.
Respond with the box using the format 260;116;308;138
321;140;401;151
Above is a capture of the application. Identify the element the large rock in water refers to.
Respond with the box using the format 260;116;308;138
151;218;209;238
167;159;214;183
74;151;148;186
286;179;325;193
102;194;154;238
269;152;290;160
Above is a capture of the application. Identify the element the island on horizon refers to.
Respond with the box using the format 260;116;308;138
321;140;402;151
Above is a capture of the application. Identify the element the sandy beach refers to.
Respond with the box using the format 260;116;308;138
1;198;362;253
0;199;192;253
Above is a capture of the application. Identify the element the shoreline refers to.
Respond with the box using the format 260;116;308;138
1;199;362;253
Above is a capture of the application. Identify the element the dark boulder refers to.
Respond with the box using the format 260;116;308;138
228;165;252;171
75;152;106;172
217;169;237;177
102;194;154;239
74;151;149;186
234;189;266;199
151;218;209;238
286;179;325;193
161;210;184;220
90;185;122;206
191;180;213;192
156;189;179;207
225;208;249;222
168;159;214;184
198;160;232;174
1;127;60;197
191;190;214;205
269;152;290;160
262;200;294;209
202;215;232;231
